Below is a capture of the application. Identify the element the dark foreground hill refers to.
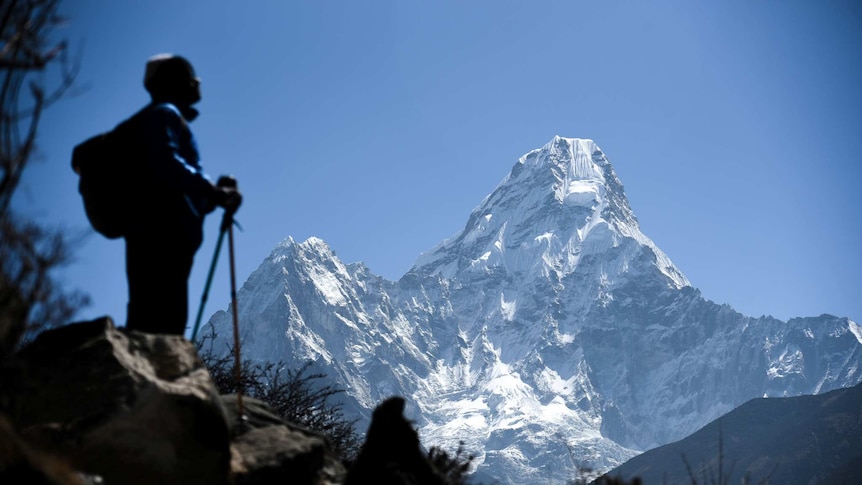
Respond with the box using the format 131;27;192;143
602;382;862;484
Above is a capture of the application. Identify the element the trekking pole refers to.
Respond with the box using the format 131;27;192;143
227;206;245;422
191;222;227;341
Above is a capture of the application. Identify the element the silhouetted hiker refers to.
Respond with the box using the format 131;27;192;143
124;54;241;335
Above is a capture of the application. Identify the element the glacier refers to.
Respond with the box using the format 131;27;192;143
206;136;861;484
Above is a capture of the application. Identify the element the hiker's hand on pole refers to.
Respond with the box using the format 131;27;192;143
215;175;242;214
217;188;242;213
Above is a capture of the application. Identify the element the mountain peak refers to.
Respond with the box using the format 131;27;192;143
300;236;331;252
274;236;336;259
533;136;607;206
411;137;689;289
520;136;602;174
540;136;602;171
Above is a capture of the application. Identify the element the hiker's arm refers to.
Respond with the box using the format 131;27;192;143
142;105;217;200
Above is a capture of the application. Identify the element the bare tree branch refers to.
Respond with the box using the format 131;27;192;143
0;0;85;357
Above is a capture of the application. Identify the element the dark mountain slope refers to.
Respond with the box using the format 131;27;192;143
603;382;862;484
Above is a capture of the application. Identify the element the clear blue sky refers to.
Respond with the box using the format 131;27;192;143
15;0;861;333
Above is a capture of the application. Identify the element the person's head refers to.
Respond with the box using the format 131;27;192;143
143;54;201;105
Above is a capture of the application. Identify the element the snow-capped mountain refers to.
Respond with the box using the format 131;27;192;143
206;137;862;483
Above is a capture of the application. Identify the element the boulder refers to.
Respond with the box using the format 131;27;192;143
0;317;231;485
221;394;346;485
345;396;448;485
0;414;85;485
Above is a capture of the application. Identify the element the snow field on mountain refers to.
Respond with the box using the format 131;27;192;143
206;136;861;484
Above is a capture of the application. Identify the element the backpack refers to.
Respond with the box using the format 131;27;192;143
71;115;142;239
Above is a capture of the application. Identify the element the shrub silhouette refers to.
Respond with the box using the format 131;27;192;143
428;440;476;485
196;328;361;461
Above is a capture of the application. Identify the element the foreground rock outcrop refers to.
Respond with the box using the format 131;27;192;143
222;394;346;485
0;318;353;484
0;318;231;484
0;318;457;484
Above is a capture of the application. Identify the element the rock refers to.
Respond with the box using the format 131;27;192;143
0;414;85;484
221;394;346;485
222;394;287;437
346;396;448;485
0;317;231;485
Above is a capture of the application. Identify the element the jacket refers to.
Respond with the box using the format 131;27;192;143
125;102;216;247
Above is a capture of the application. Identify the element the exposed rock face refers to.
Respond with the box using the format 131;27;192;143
222;394;345;485
0;318;231;485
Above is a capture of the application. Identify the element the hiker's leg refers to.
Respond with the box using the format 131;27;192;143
125;231;195;335
159;243;195;334
125;233;155;332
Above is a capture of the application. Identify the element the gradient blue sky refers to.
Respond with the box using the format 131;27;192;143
15;1;861;333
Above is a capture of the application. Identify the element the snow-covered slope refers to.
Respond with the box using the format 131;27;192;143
206;137;861;484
